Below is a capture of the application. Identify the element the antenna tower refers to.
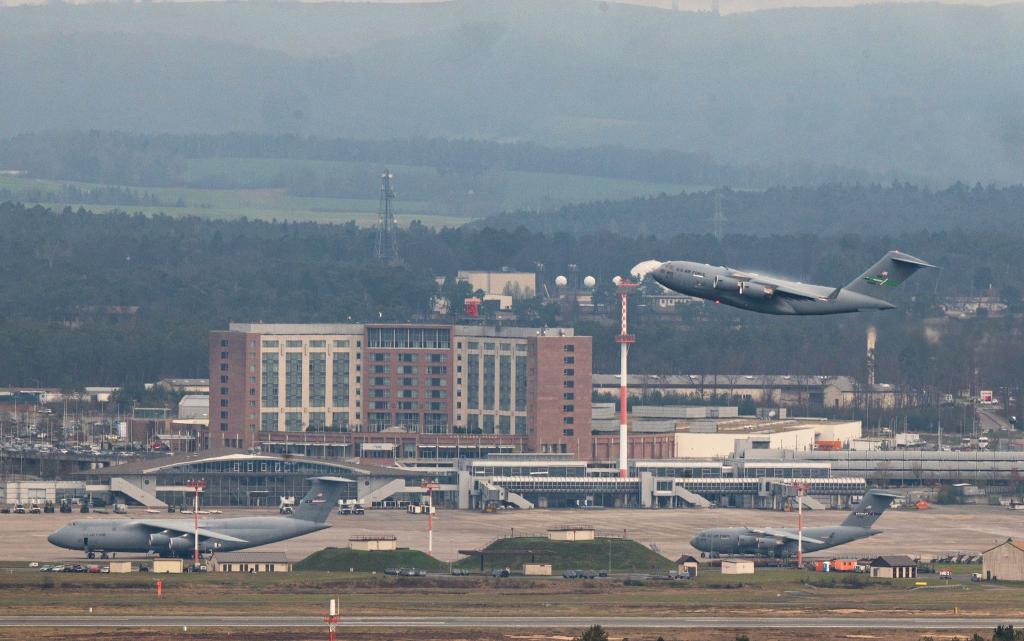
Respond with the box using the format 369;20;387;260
374;169;400;263
712;191;726;242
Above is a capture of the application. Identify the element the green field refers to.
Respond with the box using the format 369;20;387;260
0;155;700;226
0;566;1018;618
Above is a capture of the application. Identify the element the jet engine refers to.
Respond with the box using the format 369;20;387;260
712;275;740;291
738;282;773;299
737;534;757;552
167;536;195;552
756;537;782;553
148;533;171;549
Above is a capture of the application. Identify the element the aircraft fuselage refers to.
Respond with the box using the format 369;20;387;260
652;260;894;315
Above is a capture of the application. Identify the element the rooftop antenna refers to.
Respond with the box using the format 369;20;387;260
374;169;400;263
712;191;726;242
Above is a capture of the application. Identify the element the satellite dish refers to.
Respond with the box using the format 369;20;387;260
583;275;596;288
612;276;623;286
555;275;568;287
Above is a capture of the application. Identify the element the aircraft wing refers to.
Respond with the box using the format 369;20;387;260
749;527;825;545
767;282;828;301
133;521;248;544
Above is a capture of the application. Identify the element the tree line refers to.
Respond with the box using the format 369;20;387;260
0;201;1022;419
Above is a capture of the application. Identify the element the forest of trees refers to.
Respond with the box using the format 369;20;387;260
480;182;1024;237
2;201;1023;407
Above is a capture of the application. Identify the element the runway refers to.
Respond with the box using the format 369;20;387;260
0;615;1021;629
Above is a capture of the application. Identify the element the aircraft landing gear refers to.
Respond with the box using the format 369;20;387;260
87;551;95;559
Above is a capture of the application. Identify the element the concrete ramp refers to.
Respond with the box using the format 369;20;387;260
359;479;408;505
798;495;827;510
673;486;711;508
110;477;166;508
482;482;534;509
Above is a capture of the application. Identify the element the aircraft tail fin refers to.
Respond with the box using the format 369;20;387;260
841;490;903;528
289;477;351;523
843;251;935;296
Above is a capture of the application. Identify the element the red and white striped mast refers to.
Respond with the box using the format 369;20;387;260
614;277;637;478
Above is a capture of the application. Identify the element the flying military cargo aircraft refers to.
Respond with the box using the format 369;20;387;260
633;250;935;315
47;477;348;558
689;489;903;558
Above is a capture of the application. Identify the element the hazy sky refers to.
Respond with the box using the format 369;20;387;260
1;0;1020;14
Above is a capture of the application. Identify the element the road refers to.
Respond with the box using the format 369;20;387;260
0;616;1022;630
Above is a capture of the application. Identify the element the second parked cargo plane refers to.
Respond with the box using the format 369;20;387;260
689;489;903;558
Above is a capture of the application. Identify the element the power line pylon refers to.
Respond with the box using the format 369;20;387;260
374;169;400;263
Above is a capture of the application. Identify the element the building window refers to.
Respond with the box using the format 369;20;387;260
563;417;574;424
563;344;575;352
563;392;574;400
367;327;450;349
332;352;350;407
499;415;511;435
310;340;326;348
260;413;277;432
220;364;229;371
285;340;302;348
563;428;574;437
220;339;229;347
309;352;327;407
515;416;526;435
499;355;511;411
515;355;527;411
261;353;280;407
220;351;229;359
263;340;279;348
564;356;574;364
285;412;303;432
563;368;574;376
483;355;496;410
563;404;574;412
285;353;303;407
563;380;574;388
467;354;480;410
333;340;350;348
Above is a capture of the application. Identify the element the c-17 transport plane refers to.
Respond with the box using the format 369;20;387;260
634;250;935;315
47;477;348;558
689;489;903;558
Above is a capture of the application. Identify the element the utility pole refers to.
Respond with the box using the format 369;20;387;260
324;598;340;641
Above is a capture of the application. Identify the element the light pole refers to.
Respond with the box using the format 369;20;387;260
421;481;440;556
186;479;206;566
794;482;809;569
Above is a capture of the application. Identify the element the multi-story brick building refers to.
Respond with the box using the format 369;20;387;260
208;323;592;459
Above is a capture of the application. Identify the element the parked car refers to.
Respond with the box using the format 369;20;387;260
450;568;470;576
562;570;579;579
490;567;511;578
384;567;400;576
28;562;38;568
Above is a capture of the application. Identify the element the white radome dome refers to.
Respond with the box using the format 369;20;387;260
583;275;596;288
612;276;622;286
555;275;568;287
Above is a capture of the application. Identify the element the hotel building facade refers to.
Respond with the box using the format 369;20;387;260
209;323;591;459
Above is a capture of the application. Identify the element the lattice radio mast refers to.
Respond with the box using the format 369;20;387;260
374;169;400;263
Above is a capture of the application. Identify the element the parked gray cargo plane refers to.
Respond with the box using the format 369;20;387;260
47;477;348;558
633;250;935;315
689;489;904;558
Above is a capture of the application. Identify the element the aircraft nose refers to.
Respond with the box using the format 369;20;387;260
689;536;699;548
47;528;68;548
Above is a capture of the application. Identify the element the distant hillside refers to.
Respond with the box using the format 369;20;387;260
1;0;1023;182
